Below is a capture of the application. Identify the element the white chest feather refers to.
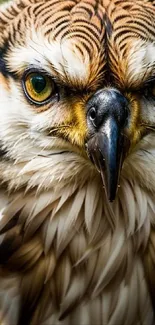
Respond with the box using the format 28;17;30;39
0;165;154;325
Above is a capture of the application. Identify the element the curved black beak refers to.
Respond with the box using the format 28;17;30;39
86;89;130;202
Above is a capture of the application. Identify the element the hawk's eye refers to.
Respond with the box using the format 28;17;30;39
23;72;57;105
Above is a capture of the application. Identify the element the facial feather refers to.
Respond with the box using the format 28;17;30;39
0;0;154;191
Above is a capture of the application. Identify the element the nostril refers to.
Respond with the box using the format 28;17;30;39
87;89;130;131
88;107;97;122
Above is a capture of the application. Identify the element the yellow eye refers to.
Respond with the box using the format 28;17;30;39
24;72;56;104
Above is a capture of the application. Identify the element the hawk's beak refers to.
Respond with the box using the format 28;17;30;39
86;89;130;202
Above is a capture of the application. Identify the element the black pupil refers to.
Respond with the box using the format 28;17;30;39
31;75;46;93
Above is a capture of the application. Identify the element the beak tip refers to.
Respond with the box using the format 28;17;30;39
108;190;118;203
101;170;119;202
107;185;118;203
86;118;128;203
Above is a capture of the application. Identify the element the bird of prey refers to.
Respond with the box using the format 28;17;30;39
0;0;155;324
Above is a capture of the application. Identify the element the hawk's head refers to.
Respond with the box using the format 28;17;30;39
0;0;155;202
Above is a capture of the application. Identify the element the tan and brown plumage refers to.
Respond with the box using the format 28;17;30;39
0;0;155;324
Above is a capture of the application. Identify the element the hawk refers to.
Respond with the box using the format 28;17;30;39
0;0;155;324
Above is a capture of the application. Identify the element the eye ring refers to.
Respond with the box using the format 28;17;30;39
22;69;59;106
